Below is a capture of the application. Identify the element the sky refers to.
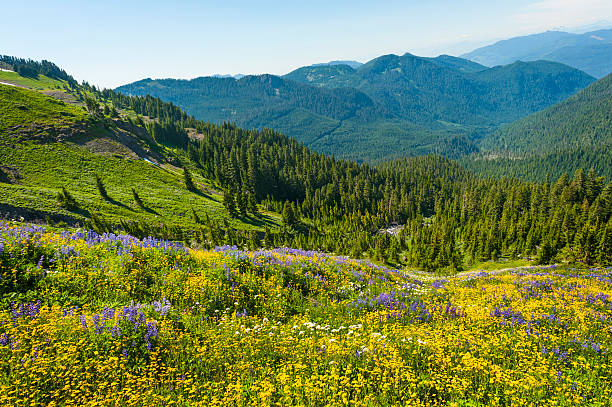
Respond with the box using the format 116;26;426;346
2;0;612;88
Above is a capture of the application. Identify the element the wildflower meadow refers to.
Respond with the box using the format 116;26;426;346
0;221;611;406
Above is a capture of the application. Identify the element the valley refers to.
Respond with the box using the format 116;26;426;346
117;54;594;163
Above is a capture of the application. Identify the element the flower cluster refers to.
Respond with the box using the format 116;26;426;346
0;224;611;406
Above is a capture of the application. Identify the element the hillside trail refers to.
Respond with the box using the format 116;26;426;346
453;265;546;279
402;264;550;283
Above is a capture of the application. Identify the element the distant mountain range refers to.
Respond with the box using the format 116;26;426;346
461;29;612;78
116;53;593;162
311;60;363;69
211;74;245;79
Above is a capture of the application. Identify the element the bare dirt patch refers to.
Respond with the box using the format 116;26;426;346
43;90;80;105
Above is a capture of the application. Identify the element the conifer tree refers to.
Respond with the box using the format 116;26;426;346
282;201;298;228
237;191;248;217
248;230;261;250
264;227;273;248
223;190;237;217
248;192;259;216
183;167;196;191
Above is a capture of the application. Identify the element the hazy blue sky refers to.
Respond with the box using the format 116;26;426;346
2;0;611;88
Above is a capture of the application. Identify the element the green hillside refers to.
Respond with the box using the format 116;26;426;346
425;54;488;73
478;73;612;154
0;83;280;236
116;53;594;162
462;145;612;182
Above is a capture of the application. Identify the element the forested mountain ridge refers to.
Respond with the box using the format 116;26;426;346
1;56;611;271
116;53;594;162
463;72;612;181
478;72;612;154
462;28;612;78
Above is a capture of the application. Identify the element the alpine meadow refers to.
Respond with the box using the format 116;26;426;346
1;2;612;406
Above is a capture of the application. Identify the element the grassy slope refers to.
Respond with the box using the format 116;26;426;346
478;73;612;153
0;70;67;90
0;83;280;231
0;84;85;130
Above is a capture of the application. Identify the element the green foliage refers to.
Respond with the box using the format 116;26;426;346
191;208;201;224
479;73;612;155
84;96;102;117
0;55;78;85
463;145;612;182
223;190;237;218
2;55;610;272
183;167;196;191
282;201;298;228
0;85;85;134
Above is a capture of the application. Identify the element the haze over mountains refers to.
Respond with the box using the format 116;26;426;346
462;28;612;78
117;53;594;162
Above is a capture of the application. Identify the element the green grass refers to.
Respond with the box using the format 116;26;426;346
0;71;67;90
0;84;86;132
0;139;279;231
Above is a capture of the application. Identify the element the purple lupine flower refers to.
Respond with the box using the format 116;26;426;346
121;349;128;359
92;314;104;334
147;321;157;339
103;307;115;320
79;315;88;331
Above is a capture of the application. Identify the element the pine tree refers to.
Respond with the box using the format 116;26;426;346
223;190;237;217
84;96;101;117
597;220;612;264
237;191;248;217
264;227;273;248
183;167;196;191
248;192;259;216
282;201;298;228
248;230;261;250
